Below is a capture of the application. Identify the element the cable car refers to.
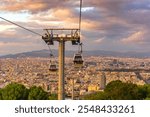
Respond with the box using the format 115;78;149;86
49;64;58;72
73;43;84;68
49;54;58;72
73;53;84;68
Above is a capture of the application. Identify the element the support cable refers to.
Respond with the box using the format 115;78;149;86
79;0;83;54
79;0;82;36
0;16;56;61
0;17;42;36
47;45;57;63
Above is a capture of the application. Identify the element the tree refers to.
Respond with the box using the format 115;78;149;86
49;94;57;100
104;80;142;100
0;89;2;100
82;91;107;100
143;84;150;99
82;80;147;100
28;86;49;100
1;83;29;100
138;85;148;100
145;97;150;100
146;84;150;98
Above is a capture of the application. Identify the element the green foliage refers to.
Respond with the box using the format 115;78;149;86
82;80;148;100
137;85;148;99
145;97;150;100
145;84;150;98
1;83;29;100
83;91;107;100
0;89;2;100
140;84;150;99
49;94;57;100
1;81;150;100
104;80;142;100
0;83;53;100
104;80;143;100
28;86;49;100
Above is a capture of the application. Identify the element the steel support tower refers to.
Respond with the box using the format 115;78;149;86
42;28;80;100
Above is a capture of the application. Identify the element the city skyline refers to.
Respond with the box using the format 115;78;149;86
0;56;149;97
0;0;150;56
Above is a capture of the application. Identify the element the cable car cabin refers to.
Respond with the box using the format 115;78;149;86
73;53;84;68
49;64;58;72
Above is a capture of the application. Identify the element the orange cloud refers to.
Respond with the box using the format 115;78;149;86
0;0;47;12
121;31;146;44
94;38;104;44
28;10;99;31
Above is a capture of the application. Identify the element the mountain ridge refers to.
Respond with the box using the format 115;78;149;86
0;49;150;58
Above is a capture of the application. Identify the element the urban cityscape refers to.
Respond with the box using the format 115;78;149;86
1;56;150;99
0;0;150;100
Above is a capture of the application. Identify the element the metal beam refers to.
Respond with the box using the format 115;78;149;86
44;28;79;30
58;40;65;100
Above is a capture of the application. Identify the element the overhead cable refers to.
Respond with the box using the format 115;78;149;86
0;17;42;36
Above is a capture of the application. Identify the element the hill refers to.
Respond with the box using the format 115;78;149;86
0;49;150;58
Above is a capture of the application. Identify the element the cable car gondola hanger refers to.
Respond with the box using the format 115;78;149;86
73;0;84;68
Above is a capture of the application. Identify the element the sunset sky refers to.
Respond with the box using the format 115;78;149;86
0;0;150;56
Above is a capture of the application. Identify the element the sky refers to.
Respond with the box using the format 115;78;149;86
0;0;150;56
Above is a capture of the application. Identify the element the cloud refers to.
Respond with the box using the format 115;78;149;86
28;7;97;29
0;41;25;47
0;0;46;12
0;24;16;32
94;38;104;44
0;0;150;55
0;0;75;13
121;31;145;44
